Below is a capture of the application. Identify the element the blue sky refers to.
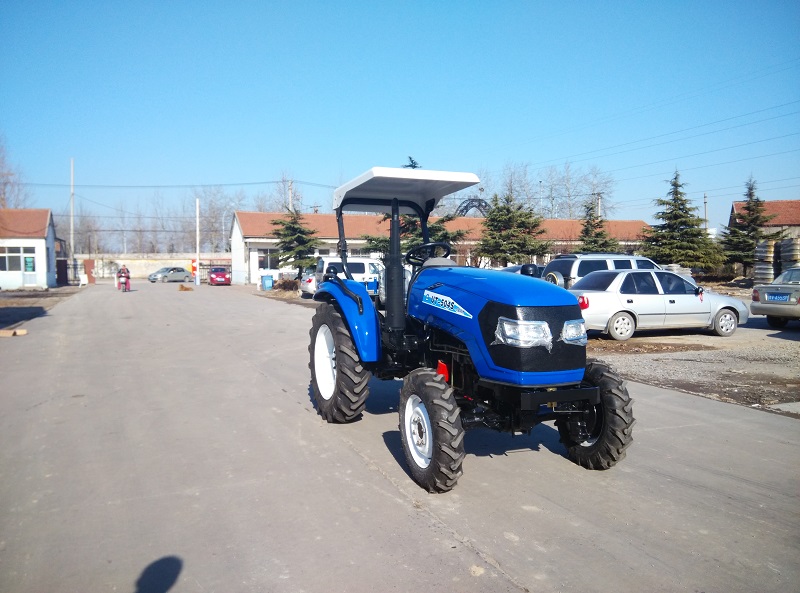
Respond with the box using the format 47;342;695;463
1;1;798;232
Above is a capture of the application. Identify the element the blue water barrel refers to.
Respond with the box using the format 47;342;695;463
261;275;273;291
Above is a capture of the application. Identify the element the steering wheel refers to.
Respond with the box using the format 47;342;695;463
404;242;451;266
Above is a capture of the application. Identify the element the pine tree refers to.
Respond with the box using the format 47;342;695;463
359;213;467;263
476;193;551;267
575;198;620;253
720;177;783;277
273;209;321;278
640;171;723;269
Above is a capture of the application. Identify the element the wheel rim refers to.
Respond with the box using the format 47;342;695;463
718;312;735;334
404;394;432;469
612;314;633;338
579;405;603;447
313;324;336;400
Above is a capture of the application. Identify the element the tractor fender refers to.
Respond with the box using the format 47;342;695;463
313;279;381;362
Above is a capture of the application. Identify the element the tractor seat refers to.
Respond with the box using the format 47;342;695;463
422;257;458;267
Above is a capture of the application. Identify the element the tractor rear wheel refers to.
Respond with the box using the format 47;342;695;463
399;369;465;492
308;303;371;423
557;360;635;470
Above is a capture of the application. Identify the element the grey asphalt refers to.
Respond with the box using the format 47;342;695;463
1;281;798;593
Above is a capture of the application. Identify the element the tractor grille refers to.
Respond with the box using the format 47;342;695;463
478;302;586;373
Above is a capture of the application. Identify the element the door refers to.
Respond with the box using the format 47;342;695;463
618;272;665;328
656;272;710;327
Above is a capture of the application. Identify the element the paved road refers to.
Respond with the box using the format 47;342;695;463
1;281;798;593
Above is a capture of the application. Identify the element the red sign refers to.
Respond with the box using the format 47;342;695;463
191;259;197;274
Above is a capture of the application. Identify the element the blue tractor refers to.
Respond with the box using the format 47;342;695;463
310;167;634;492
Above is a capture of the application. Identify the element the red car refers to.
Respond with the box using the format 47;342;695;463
208;267;231;286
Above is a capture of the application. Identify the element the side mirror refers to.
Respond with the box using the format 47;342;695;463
695;286;704;296
520;264;539;277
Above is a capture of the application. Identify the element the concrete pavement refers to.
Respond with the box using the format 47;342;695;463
1;280;797;592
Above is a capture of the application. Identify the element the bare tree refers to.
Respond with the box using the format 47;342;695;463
0;138;31;209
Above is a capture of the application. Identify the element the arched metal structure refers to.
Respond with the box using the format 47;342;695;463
454;197;491;217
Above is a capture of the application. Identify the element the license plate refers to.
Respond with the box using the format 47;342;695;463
766;293;789;302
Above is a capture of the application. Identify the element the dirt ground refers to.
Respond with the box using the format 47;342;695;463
4;281;797;415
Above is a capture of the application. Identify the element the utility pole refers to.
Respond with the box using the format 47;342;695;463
70;158;74;260
703;193;708;230
596;192;602;216
288;180;294;213
195;198;200;286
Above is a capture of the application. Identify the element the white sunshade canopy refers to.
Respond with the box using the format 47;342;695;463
333;167;480;214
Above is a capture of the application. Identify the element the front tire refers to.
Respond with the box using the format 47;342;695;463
308;303;370;423
557;360;635;470
160;275;168;283
713;308;737;336
608;311;635;341
399;369;465;493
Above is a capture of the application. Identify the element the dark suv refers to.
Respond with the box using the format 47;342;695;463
542;253;660;289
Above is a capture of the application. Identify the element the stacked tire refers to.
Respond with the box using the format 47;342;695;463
753;240;775;284
779;238;800;270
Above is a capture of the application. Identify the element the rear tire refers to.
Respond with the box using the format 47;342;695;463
399;369;465;492
766;316;788;329
608;312;634;341
308;302;370;423
712;308;737;336
557;360;635;470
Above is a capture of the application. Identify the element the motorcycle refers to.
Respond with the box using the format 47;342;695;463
117;274;130;292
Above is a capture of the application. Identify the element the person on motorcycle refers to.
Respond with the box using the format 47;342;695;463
117;265;131;292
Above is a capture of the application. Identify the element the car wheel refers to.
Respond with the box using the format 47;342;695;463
557;359;635;470
608;312;634;341
399;368;465;493
766;316;789;329
713;308;737;337
160;275;168;283
308;303;371;423
544;270;565;287
183;276;190;282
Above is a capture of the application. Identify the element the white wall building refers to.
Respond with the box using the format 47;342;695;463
0;209;58;290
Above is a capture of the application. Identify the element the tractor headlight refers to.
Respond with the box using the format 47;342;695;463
493;317;553;350
560;319;588;346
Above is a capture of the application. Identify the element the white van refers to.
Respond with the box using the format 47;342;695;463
315;256;383;297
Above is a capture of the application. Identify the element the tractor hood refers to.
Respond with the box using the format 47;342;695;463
407;265;586;387
413;266;578;308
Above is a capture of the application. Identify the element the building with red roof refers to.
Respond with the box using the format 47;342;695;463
231;211;649;285
728;200;800;238
0;209;58;289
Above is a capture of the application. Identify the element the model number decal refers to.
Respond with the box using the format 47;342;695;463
422;290;473;319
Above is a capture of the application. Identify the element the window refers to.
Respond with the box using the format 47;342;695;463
635;259;657;270
656;272;695;294
577;260;609;277
613;259;633;269
0;246;26;272
632;272;659;294
258;249;279;269
620;275;637;295
572;271;616;291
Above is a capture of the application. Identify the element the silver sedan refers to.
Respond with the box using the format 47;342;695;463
751;266;800;328
569;269;749;341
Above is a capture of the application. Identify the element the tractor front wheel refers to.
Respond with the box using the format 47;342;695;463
308;303;371;423
557;360;635;470
399;369;465;493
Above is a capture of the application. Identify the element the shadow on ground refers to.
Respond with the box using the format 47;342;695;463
0;306;47;329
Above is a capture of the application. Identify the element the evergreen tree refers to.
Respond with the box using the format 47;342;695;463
476;193;551;267
720;177;783;277
360;213;466;263
640;171;723;269
575;198;620;253
273;209;321;278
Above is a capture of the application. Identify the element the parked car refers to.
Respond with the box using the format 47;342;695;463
208;266;231;286
148;267;193;283
569;269;749;340
542;253;661;289
501;263;545;278
315;256;382;298
751;266;800;328
300;266;318;296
